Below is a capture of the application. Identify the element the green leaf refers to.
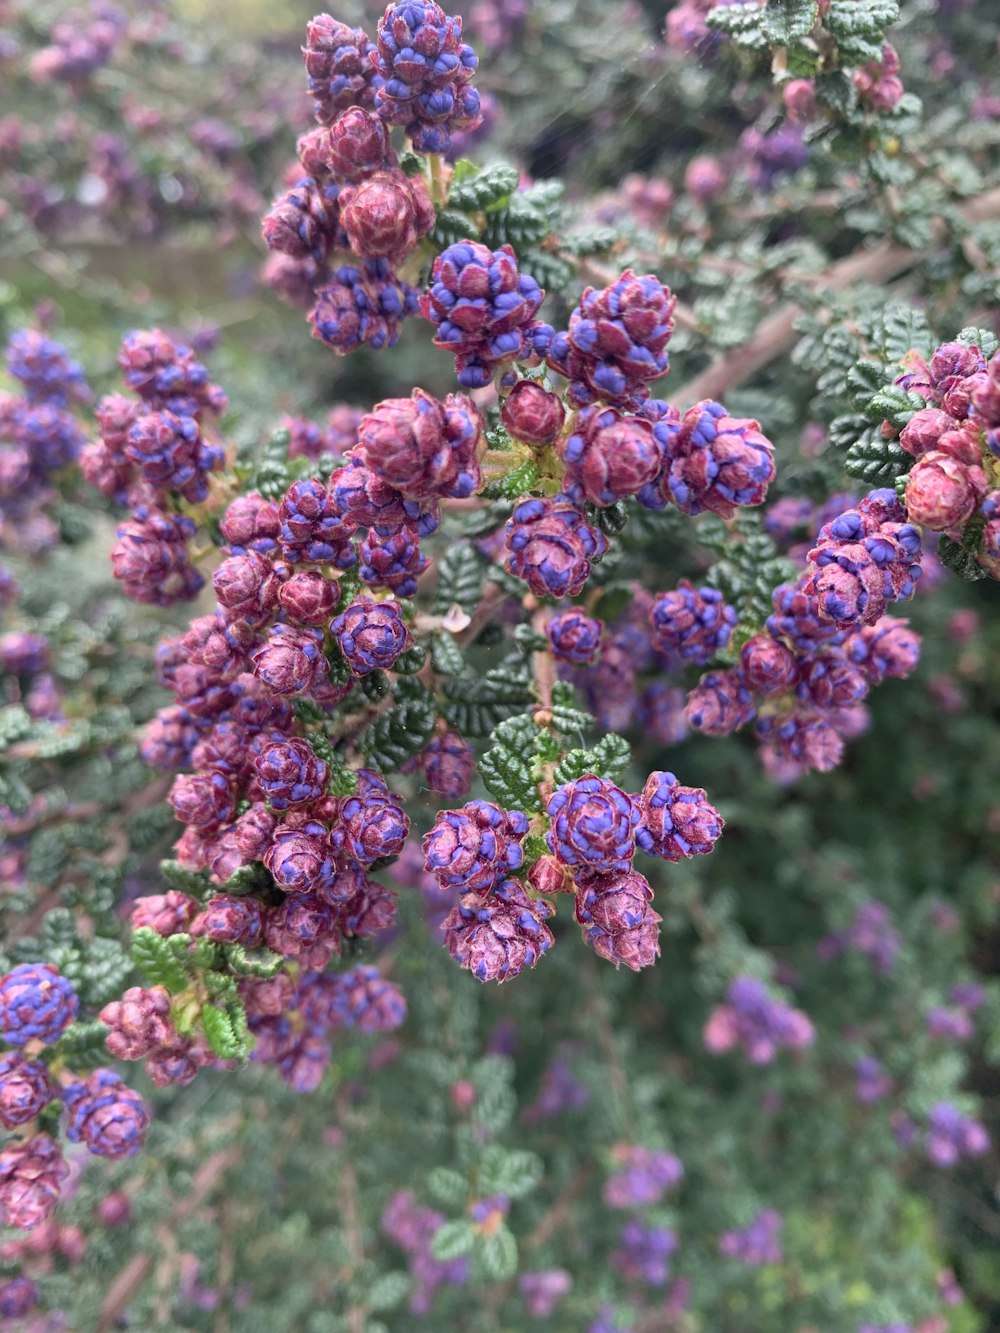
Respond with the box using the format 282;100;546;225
440;663;535;738
430;633;465;677
476;1226;518;1282
0;705;32;752
366;1272;411;1313
430;209;482;249
361;685;437;772
707;2;768;47
958;326;1000;360
448;162;520;213
131;926;189;993
477;1145;544;1200
427;1167;469;1208
220;863;272;898
201;1003;240;1059
844;428;910;484
431;1220;476;1262
761;0;817;45
867;385;927;430
159;859;213;898
938;534;991;582
434;541;486;617
824;0;899;36
878;305;934;362
481;457;541;501
587;733;633;786
480;715;544;813
57;1020;111;1066
221;944;285;978
847;360;889;411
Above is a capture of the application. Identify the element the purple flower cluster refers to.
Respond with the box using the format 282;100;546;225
639;399;776;518
603;1145;684;1208
611;1220;678;1286
719;1209;784;1265
818;901;901;975
560;404;661;507
86;330;229;606
649;580;737;666
373;2;482;154
545;270;677;410
0;1134;69;1231
382;1190;469;1316
518;1269;573;1319
311;259;421;354
703;976;814;1064
0;1053;54;1128
28;2;126;85
0;329;90;551
62;1069;149;1160
355;388;485;501
503;493;609;598
442;879;555;983
804;489;922;628
0;964;78;1047
855;1055;892;1104
246;963;405;1094
264;12;446;337
547;609;603;665
420;241;546;387
924;1102;989;1167
681;494;922;778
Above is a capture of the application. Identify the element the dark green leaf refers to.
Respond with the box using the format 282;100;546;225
434;542;486;617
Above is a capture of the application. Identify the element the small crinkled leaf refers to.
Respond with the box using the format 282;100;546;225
761;0;817;45
448;161;520;212
938;534;991;581
879;304;935;362
481;457;541;501
430;634;465;677
824;0;899;35
476;1226;518;1282
367;1272;411;1313
478;1145;544;1200
433;541;486;617
958;326;999;360
431;1219;476;1262
480;715;543;813
427;1167;469;1209
847;359;889;411
361;691;436;772
159;859;213;898
57;1020;113;1066
131;926;189;993
707;1;768;46
201;1003;239;1059
844;428;910;483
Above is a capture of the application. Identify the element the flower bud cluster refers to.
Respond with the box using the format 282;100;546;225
853;42;905;112
382;1190;469;1314
85;329;229;606
28;2;127;85
373;1;482;154
423;770;722;982
718;1210;784;1266
0;330;90;550
0;963;151;1230
420;241;546;387
679;492;921;777
266;9;479;343
888;338;1000;578
703;976;814;1064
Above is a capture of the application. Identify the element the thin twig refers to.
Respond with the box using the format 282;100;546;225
97;1146;242;1332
